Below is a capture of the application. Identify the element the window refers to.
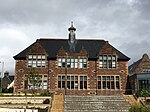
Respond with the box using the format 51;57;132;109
58;58;66;68
97;76;101;89
116;76;120;89
75;58;78;68
62;58;66;67
99;56;103;68
103;55;107;68
108;55;112;68
99;55;116;69
139;80;150;89
79;59;83;68
43;75;48;89
71;58;74;68
83;58;87;68
57;57;87;68
28;54;46;68
75;76;78;90
57;75;87;90
67;58;71;68
24;74;47;90
80;76;87;89
79;57;87;68
62;76;65;88
142;68;150;73
58;58;62;67
97;75;120;90
112;56;116;68
58;76;61;88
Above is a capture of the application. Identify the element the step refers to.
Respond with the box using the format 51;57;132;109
64;95;130;112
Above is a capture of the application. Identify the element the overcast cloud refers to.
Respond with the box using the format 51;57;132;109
0;0;150;75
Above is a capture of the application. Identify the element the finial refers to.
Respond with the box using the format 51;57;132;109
68;21;76;31
71;21;73;27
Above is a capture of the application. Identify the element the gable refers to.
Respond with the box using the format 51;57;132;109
27;42;47;55
99;41;116;55
129;54;150;74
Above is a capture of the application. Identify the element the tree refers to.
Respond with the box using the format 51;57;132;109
27;68;42;94
26;68;42;111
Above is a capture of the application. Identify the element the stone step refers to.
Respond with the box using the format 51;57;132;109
64;109;129;112
64;95;130;112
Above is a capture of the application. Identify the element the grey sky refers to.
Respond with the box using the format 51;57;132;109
0;0;150;75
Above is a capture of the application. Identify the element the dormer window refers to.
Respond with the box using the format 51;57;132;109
99;55;116;69
28;54;46;68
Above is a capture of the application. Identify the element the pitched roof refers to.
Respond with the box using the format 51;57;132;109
13;38;130;61
128;59;142;74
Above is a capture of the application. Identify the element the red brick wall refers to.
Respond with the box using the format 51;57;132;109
14;41;129;95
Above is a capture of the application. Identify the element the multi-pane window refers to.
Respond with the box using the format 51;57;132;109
58;58;66;68
57;57;87;68
99;55;116;69
67;58;71;68
58;75;87;90
116;76;120;89
139;80;150;89
28;54;46;68
112;56;116;68
97;76;120;90
99;56;103;68
79;58;87;68
71;58;74;68
24;74;47;90
43;75;48;89
103;55;107;68
75;58;78;68
142;68;150;73
80;76;87;89
97;76;101;89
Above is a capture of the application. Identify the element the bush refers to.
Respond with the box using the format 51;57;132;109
2;88;13;93
136;89;150;97
129;105;150;112
40;91;53;96
38;107;48;112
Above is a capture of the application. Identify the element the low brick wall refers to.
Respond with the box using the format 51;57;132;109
0;108;38;112
0;96;51;104
0;96;51;109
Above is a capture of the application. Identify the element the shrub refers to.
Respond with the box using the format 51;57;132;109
38;107;48;112
129;105;150;112
136;89;150;97
40;91;53;96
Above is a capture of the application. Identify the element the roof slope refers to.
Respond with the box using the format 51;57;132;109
14;39;130;61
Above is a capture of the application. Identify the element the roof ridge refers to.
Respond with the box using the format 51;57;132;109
38;38;105;41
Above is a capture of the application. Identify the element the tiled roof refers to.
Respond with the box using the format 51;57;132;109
129;59;142;73
13;39;130;61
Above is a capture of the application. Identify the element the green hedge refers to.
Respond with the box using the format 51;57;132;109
136;89;150;97
129;106;150;112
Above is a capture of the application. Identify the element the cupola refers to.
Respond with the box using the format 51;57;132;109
68;22;77;52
